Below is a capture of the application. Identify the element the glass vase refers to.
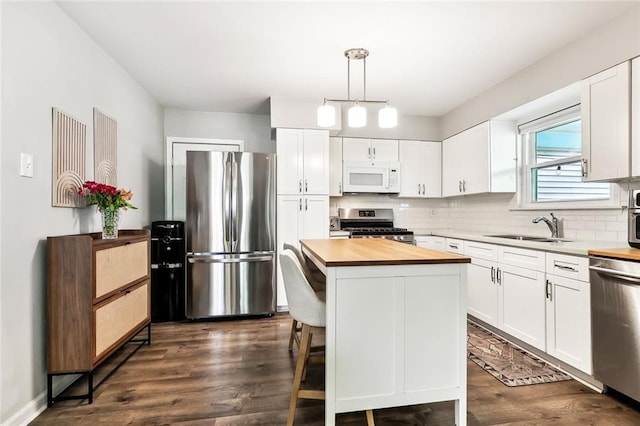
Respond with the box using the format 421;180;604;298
99;208;120;239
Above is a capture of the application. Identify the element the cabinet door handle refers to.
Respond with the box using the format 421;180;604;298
368;147;371;158
554;263;577;272
305;198;308;211
546;279;552;301
299;198;302;211
299;180;302;193
462;180;466;192
418;184;422;195
373;147;376;159
449;243;459;250
422;184;425;195
496;268;502;285
305;179;308;193
491;266;495;283
339;182;342;194
581;158;588;178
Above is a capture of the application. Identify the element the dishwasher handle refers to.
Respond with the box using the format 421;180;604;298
589;265;640;284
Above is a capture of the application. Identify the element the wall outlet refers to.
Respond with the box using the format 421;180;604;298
20;153;34;178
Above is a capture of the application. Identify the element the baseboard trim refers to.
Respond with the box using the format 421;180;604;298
3;374;78;426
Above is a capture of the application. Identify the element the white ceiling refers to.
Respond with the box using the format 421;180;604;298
57;1;637;117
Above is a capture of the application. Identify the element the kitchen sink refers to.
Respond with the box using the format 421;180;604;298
485;234;572;243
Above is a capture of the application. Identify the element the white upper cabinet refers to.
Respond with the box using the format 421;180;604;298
632;57;640;178
342;138;398;163
442;120;516;197
581;61;630;181
398;140;441;198
276;128;329;195
329;137;343;196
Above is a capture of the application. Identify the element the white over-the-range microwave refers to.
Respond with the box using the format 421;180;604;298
342;161;400;194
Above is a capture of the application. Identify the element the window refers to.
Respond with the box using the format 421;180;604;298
520;106;611;206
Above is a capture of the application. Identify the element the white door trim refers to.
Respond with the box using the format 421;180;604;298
165;137;245;219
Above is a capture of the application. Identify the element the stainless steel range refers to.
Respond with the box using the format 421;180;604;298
338;208;414;244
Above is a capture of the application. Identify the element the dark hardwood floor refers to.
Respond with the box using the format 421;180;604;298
32;313;640;425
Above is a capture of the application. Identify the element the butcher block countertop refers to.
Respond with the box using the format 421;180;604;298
588;247;640;261
301;238;470;267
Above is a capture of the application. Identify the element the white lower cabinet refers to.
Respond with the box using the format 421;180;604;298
467;257;499;326
276;195;329;307
465;240;593;373
465;241;546;351
499;263;546;351
545;253;592;374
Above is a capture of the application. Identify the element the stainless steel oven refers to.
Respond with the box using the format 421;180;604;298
590;255;640;402
338;208;414;244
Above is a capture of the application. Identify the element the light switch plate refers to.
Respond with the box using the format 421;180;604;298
20;153;33;178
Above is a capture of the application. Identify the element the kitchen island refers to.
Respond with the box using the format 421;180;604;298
300;239;471;425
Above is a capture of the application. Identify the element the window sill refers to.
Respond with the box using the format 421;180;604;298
511;204;626;212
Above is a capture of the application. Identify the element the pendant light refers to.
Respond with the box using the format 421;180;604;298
348;101;367;128
318;48;397;129
378;103;398;128
317;99;336;127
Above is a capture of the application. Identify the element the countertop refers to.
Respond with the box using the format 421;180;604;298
588;247;640;261
412;229;628;257
301;238;470;267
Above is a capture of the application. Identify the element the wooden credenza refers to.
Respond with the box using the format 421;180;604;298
46;229;151;405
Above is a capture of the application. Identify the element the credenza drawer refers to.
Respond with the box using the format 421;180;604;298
95;241;148;299
94;281;149;360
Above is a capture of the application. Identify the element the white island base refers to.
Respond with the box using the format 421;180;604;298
301;239;469;426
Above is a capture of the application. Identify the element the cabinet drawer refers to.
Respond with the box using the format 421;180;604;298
94;281;149;360
415;236;445;251
546;253;589;282
464;240;497;261
444;238;464;254
498;245;545;271
95;241;148;299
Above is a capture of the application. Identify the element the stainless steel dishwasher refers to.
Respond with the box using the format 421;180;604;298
589;255;640;402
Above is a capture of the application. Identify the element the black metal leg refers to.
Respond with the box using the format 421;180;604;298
47;375;53;407
88;372;94;404
147;323;152;345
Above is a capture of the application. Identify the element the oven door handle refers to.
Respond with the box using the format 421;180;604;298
589;265;640;284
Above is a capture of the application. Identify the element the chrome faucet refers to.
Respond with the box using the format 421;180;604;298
532;213;559;238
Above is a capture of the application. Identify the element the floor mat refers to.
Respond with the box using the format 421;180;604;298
467;321;573;387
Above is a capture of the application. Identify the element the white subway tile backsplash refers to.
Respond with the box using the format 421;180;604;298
331;189;628;243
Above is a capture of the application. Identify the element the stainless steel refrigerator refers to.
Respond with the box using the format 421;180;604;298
185;151;276;319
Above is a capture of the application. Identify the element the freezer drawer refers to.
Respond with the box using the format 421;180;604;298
186;252;275;318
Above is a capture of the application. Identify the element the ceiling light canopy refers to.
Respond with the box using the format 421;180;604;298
317;48;397;129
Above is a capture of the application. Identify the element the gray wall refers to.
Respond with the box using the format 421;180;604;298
440;4;640;138
164;108;273;153
1;3;164;423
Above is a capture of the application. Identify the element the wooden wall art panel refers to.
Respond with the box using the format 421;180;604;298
52;108;86;207
93;108;117;186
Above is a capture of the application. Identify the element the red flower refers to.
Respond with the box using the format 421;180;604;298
78;180;137;211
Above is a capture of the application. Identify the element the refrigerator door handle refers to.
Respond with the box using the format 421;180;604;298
231;159;239;249
187;252;274;264
223;156;232;244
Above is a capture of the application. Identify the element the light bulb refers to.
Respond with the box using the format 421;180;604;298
348;102;367;128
